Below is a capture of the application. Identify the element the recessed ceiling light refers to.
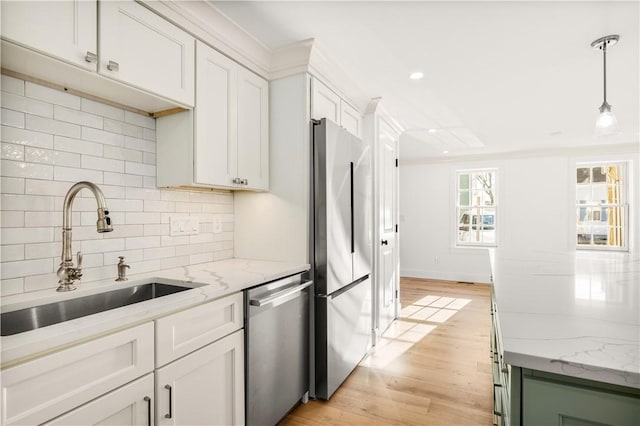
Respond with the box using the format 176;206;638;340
409;71;424;80
442;150;449;154
427;128;438;133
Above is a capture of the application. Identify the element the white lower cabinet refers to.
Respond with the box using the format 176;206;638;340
1;323;154;426
45;374;155;426
1;292;245;426
155;330;245;426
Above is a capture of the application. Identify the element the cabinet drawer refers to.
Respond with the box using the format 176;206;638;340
523;375;640;425
45;373;154;426
155;292;243;367
1;323;154;425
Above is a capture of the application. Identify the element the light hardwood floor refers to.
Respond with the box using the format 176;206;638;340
280;278;493;425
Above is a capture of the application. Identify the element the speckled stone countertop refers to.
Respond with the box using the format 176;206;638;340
1;258;310;367
489;249;639;389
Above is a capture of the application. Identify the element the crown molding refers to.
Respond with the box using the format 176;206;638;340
400;142;640;165
139;0;272;79
143;1;378;115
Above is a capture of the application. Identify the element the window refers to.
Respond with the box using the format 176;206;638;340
456;169;497;246
575;162;627;250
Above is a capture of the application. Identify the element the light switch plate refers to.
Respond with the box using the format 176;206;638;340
170;215;199;236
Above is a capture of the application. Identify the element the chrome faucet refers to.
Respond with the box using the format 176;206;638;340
57;181;113;292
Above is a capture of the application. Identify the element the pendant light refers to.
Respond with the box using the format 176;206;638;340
591;35;620;136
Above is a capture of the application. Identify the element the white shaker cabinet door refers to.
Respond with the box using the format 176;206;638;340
194;41;238;187
45;374;154;426
237;67;269;191
99;0;195;107
341;100;362;137
0;0;97;71
156;330;245;426
311;78;341;124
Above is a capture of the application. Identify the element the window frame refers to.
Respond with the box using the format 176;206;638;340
455;168;498;248
575;161;629;252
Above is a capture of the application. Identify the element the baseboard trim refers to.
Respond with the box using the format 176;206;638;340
400;268;491;285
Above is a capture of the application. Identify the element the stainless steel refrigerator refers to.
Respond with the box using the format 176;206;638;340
312;118;372;400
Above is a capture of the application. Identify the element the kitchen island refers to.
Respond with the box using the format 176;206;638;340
489;249;640;425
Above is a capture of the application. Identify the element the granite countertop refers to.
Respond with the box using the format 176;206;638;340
0;258;310;368
489;249;639;389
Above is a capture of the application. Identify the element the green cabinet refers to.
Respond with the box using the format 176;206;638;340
522;370;640;426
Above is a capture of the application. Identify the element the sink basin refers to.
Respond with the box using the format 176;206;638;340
1;283;192;336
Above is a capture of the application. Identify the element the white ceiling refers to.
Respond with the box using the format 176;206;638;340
212;1;639;159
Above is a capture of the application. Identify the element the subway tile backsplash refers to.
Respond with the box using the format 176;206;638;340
0;75;234;295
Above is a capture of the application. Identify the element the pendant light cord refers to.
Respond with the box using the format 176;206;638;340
603;42;607;104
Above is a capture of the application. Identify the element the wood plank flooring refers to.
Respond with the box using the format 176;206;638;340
280;278;493;425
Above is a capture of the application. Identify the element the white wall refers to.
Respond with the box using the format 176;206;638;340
399;146;640;283
0;75;234;296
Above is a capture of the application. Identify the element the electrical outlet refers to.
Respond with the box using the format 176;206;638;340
212;216;222;234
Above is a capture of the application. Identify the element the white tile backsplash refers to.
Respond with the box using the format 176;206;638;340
2;75;25;95
2;125;54;148
1;76;234;295
25;81;81;109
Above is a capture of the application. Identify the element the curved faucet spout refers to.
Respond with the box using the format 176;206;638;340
58;181;113;291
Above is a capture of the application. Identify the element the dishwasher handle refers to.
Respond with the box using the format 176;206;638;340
249;280;312;307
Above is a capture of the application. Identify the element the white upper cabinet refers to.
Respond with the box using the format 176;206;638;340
0;0;194;110
341;100;361;137
311;78;361;137
157;41;268;191
237;66;269;191
311;78;341;124
99;1;195;107
194;42;238;187
1;0;97;71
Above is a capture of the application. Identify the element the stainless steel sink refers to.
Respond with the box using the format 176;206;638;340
1;283;192;336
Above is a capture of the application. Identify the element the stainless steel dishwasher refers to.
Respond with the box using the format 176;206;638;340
245;274;312;426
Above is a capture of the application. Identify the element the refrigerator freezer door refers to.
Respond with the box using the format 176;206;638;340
352;132;372;280
314;119;353;295
315;276;372;400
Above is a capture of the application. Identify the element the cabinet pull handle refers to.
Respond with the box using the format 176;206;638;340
501;366;509;374
107;60;119;72
232;177;242;184
241;178;248;185
144;396;151;426
85;51;97;63
164;384;173;419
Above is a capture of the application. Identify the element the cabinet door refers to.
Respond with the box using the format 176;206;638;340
0;0;97;71
1;323;154;425
194;41;238;187
45;374;154;426
311;78;341;124
156;330;245;426
99;0;195;107
341;100;361;137
237;67;269;191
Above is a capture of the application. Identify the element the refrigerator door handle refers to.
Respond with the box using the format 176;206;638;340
350;161;354;254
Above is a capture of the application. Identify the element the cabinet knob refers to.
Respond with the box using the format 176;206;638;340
232;177;242;184
85;51;97;63
241;178;248;185
107;60;119;72
381;239;388;246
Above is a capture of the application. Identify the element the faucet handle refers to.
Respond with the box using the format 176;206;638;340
76;251;83;269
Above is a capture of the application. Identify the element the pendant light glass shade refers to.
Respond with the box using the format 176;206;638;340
595;103;619;136
591;35;620;137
